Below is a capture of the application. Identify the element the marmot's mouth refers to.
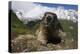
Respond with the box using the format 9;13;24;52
44;15;54;26
44;22;52;27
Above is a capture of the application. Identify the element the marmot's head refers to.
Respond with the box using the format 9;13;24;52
42;12;59;29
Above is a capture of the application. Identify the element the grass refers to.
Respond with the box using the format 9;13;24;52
59;20;78;40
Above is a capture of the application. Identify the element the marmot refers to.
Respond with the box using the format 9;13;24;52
36;12;65;45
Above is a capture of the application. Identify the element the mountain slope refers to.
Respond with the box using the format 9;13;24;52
10;10;28;39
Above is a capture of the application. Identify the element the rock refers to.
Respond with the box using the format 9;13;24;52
69;26;74;30
11;34;37;52
37;46;49;51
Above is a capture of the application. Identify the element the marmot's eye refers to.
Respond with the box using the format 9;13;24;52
46;16;52;22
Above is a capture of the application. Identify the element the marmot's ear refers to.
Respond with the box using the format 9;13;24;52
42;13;46;21
52;15;59;25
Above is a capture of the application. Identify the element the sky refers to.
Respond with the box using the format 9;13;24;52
11;1;78;23
34;2;78;11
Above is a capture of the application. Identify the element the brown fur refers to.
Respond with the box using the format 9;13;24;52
36;12;65;45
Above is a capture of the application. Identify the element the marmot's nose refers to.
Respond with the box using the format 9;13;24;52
46;16;52;23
